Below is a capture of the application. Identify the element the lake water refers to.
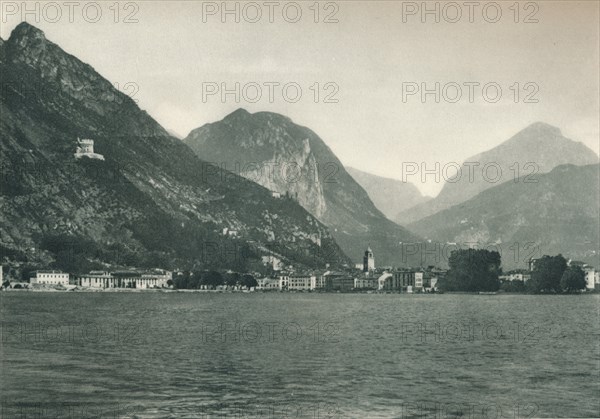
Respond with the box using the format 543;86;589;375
1;292;598;418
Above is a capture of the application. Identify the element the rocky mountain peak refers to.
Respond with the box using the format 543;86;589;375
8;21;47;47
226;108;251;119
513;121;563;141
184;110;423;265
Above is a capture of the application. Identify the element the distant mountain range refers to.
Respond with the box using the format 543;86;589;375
184;109;422;266
408;163;600;269
2;22;598;273
345;167;431;221
0;22;349;272
396;122;598;225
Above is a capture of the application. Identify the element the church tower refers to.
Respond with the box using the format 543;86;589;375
363;246;375;272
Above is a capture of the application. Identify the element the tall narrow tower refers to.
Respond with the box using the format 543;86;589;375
363;246;375;272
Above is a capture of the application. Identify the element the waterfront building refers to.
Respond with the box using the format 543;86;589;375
286;274;317;291
30;270;70;286
378;272;394;290
277;273;317;291
323;272;354;291
499;270;530;282
567;260;598;290
354;274;378;290
377;269;427;292
392;270;422;292
77;269;171;289
256;277;280;290
583;266;598;290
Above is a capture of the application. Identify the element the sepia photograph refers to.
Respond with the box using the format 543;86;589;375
0;1;599;418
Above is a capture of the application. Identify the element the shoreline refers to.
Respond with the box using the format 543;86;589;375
1;288;596;295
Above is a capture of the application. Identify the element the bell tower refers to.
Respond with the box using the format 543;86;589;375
363;246;375;272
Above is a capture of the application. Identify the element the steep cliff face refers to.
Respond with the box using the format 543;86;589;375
396;122;599;224
0;22;349;271
408;164;600;269
184;109;423;266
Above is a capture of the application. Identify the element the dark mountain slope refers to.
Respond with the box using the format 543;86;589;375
408;164;600;269
0;22;348;272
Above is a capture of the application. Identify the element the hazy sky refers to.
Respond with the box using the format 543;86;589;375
2;1;598;196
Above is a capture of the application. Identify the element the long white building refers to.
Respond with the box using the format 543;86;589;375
30;271;70;286
77;270;171;289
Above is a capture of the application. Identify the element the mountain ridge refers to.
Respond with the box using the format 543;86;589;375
407;163;600;269
395;122;598;224
0;22;350;272
184;108;423;266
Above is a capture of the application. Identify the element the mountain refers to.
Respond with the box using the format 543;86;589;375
396;123;599;224
408;163;600;269
0;22;349;273
346;167;431;220
184;110;422;266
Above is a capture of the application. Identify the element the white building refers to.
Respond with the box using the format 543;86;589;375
256;277;281;290
30;271;70;286
354;274;378;289
262;255;284;271
567;260;598;291
414;272;424;290
282;274;316;291
77;270;171;289
74;138;104;160
500;271;531;282
584;266;598;290
378;272;393;291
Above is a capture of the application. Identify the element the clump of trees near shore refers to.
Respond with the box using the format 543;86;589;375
172;271;257;290
439;249;501;292
529;254;586;293
439;250;587;294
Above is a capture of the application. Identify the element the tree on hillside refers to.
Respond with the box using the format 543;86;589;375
560;265;586;293
441;249;501;292
528;254;567;293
